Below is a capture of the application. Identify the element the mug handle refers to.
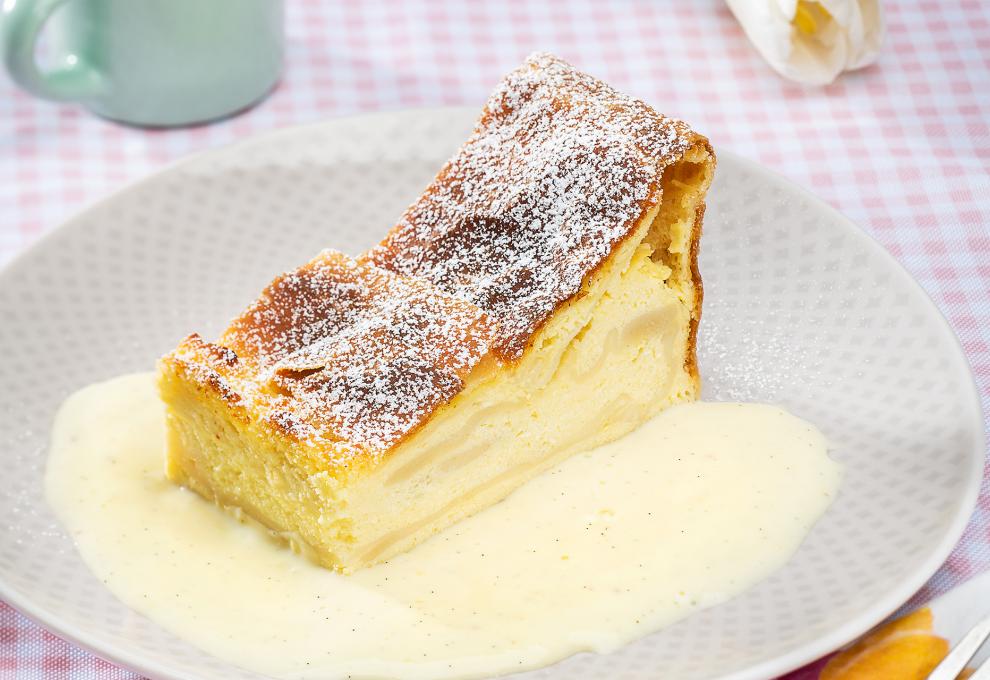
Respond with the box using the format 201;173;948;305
1;0;105;101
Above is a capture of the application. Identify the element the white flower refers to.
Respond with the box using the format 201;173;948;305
725;0;885;85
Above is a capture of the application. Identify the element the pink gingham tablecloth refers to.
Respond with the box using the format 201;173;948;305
1;1;988;678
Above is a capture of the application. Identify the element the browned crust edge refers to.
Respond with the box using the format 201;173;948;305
684;199;706;390
685;139;716;392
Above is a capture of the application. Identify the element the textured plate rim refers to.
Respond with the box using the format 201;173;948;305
704;151;985;680
0;107;983;680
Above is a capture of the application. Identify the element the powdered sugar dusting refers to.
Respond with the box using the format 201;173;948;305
368;52;695;359
165;52;702;466
169;251;494;461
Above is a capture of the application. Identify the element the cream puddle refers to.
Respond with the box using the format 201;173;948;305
46;373;840;679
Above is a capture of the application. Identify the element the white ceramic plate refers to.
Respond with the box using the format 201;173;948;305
0;108;983;680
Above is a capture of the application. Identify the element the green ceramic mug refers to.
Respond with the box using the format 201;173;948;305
0;0;283;126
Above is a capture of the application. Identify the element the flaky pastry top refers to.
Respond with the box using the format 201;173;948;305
166;251;494;462
163;53;706;467
368;52;699;359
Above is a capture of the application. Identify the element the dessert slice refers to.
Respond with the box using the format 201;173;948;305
158;52;715;572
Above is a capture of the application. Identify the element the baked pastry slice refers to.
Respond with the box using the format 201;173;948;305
159;52;715;572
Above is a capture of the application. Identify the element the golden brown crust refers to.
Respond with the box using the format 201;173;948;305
161;335;248;418
162;52;713;471
687;138;716;389
162;251;496;461
368;52;705;361
685;200;706;388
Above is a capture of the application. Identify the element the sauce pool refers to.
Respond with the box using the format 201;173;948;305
46;373;840;679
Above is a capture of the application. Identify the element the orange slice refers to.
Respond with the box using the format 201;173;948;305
821;607;960;680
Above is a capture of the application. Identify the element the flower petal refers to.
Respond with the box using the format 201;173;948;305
726;0;885;84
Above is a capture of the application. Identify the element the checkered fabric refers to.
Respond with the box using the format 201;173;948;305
1;1;987;678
